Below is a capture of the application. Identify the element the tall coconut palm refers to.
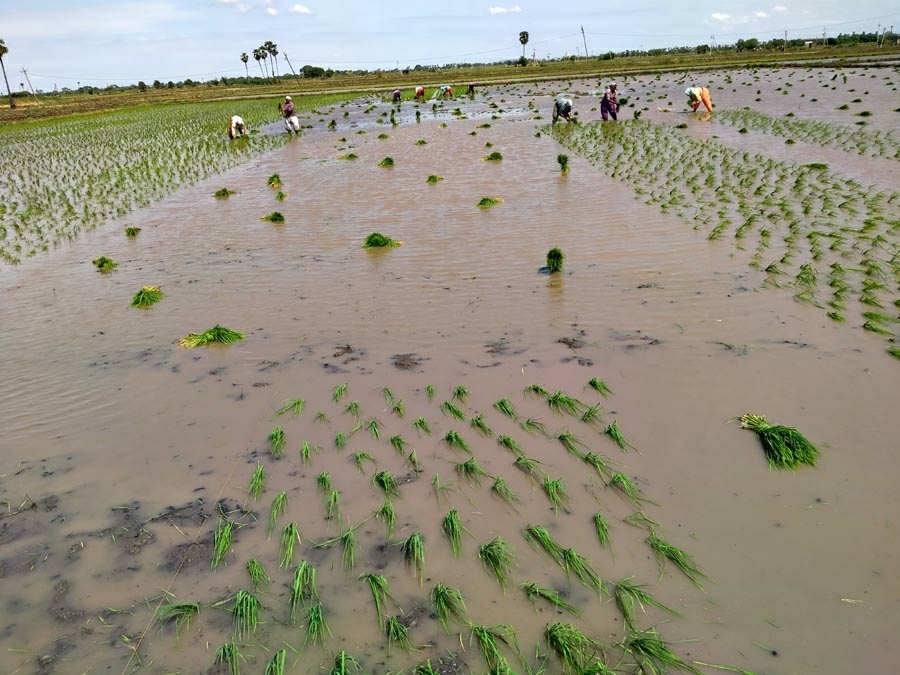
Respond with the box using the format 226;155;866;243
240;52;249;78
0;39;15;109
253;48;265;78
519;31;529;58
264;41;279;78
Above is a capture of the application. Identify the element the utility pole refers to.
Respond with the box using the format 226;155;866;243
21;67;38;100
784;30;787;52
581;26;589;58
283;52;302;87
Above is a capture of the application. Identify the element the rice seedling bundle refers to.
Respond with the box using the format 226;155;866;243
413;416;432;435
471;413;494;436
444;429;471;454
521;582;579;615
587;378;611;397
604;421;635;452
92;256;118;273
646;532;706;588
522;524;564;563
431;582;468;632
246;558;269;588
365;417;382;440
593;513;612;551
739;413;820;469
582;452;612;480
478;537;514;591
546;248;565;273
497;435;520;452
279;522;301;569
609;472;645;505
156;602;199;637
556;430;584;456
359;573;393;628
623;628;704;675
456;457;490;486
494;397;518;419
624;510;659;529
178;324;244;348
441;508;467;557
491;476;518;504
514;453;541;476
557;154;570;172
363;232;401;248
231;589;261;638
329;651;362;675
401;532;426;585
543;476;569;514
468;623;518;671
478;196;503;208
248;462;265;501
441;400;466;421
547;391;584;417
375;499;396;538
268;490;287;536
268;426;286;458
613;577;679;630
275;397;305;418
260;211;285;223
378;157;395;167
125;226;142;237
304;603;332;647
452;385;469;402
545;622;602;674
581;403;603;426
352;451;376;472
332;383;348;402
426;174;443;183
211;516;233;570
373;471;401;498
482;151;503;161
265;649;286;675
267;173;282;188
130;285;163;308
213;641;243;675
391;399;405;417
214;187;235;198
385;615;414;653
290;561;318;621
561;547;604;593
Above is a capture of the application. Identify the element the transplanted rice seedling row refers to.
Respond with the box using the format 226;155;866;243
551;119;900;357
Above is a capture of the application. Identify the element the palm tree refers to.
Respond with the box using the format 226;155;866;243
519;31;529;58
258;45;269;80
240;52;249;78
0;39;15;109
264;41;279;78
253;48;265;78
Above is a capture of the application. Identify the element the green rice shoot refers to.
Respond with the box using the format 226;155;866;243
385;615;415;654
178;324;244;348
345;400;360;420
265;649;286;675
557;430;584;456
365;417;381;440
401;532;426;585
156;602;199;637
609;473;646;506
647;532;707;588
523;383;550;398
246;559;269;589
352;451;376;472
275;397;305;418
303;603;332;647
471;413;494;437
468;623;518;672
328;651;362;675
232;589;261;639
456;457;490;486
444;429;471;454
131;285;163;308
213;641;243;675
514;453;541;476
477;196;503;208
431;582;468;633
248;462;265;501
260;211;285;223
267;173;282;188
521;582;579;615
441;400;467;421
613;578;680;630
373;471;401;498
494;397;518;420
582;452;612;481
363;232;400;247
547;391;585;417
413;416;432;435
604;421;635;452
522;524;564;563
279;522;301;569
543;476;569;515
290;561;318;621
452;385;469;402
546;248;565;274
497;435;520;452
478;537;514;591
520;417;546;434
441;508;467;557
588;378;613;397
375;499;396;538
739;413;820;469
268;426;286;458
623;628;704;675
332;383;348;403
561;547;603;594
624;511;660;530
425;384;435;401
211;516;233;570
268;490;287;537
593;513;613;552
359;573;393;628
92;256;118;273
124;226;142;237
545;622;600;674
491;476;518;504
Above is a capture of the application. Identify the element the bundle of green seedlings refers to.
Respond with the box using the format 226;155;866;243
156;601;200;638
214;187;235;198
477;196;503;208
267;173;283;189
125;226;141;237
130;285;163;308
739;413;820;469
178;324;244;348
92;256;118;273
363;232;401;248
261;211;285;223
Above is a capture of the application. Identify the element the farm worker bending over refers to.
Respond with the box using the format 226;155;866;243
600;82;618;121
228;115;247;139
439;85;453;98
281;95;295;118
392;88;402;104
685;86;713;112
552;95;574;124
414;86;425;101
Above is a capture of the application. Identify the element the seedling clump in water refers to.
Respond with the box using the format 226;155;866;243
131;285;163;308
93;256;118;273
178;325;244;348
363;232;401;248
739;413;819;469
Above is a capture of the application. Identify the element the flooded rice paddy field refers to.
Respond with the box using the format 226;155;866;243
1;65;899;675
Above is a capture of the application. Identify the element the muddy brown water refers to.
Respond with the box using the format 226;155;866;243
1;67;899;675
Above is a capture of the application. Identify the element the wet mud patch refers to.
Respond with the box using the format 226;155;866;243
49;579;85;624
485;335;527;356
391;353;425;370
608;328;663;350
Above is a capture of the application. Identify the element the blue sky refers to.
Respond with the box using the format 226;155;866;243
1;1;897;91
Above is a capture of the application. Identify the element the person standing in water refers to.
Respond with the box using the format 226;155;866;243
685;86;713;112
600;82;618;121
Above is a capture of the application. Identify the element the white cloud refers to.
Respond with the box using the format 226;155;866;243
711;12;731;21
488;5;522;15
288;4;313;14
215;0;236;4
265;7;278;15
773;5;787;11
754;11;769;18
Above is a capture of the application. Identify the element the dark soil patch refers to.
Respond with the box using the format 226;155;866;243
558;336;585;349
391;353;424;370
162;534;216;573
